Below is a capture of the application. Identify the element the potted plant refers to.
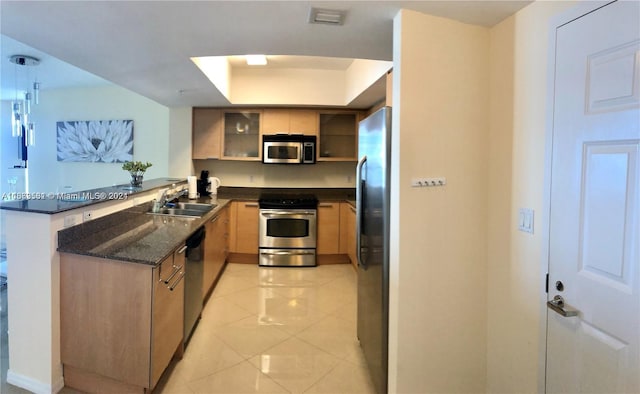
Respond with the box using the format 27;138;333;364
122;161;152;187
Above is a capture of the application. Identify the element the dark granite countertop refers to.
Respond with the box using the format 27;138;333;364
58;196;230;265
56;186;355;266
0;177;188;214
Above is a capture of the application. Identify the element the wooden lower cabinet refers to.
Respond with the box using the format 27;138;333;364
203;205;229;300
60;246;185;393
317;202;340;254
317;201;350;264
228;200;260;263
345;202;357;269
339;202;357;268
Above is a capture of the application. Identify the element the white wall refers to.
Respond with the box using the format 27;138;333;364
1;101;28;250
389;9;489;393
194;160;356;188
486;2;576;392
232;68;346;106
168;107;194;178
23;85;170;193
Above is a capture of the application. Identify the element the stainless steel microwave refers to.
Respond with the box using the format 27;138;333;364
263;134;316;164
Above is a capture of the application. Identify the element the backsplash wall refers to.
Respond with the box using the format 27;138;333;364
194;160;356;188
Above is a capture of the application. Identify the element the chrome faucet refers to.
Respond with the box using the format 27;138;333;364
152;188;170;212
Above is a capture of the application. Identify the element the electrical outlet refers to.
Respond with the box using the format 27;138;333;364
411;177;447;187
83;210;94;221
64;214;79;228
347;175;353;183
249;175;254;183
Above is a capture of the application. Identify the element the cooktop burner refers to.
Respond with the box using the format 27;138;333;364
258;193;318;209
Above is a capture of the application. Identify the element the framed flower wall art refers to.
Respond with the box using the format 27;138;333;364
56;119;134;162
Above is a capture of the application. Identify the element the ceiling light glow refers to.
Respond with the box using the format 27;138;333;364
246;55;267;66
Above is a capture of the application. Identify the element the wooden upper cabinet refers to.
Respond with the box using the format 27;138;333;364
263;109;318;135
193;107;365;162
290;110;318;135
318;111;361;161
192;108;223;159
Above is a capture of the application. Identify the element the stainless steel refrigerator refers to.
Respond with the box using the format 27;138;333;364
356;106;390;394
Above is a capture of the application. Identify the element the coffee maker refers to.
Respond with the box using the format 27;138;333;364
197;170;211;196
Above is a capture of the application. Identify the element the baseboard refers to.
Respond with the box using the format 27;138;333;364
317;254;350;265
7;369;65;394
227;253;258;264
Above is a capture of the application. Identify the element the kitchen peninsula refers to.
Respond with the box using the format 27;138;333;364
0;178;194;393
1;178;355;393
56;193;230;392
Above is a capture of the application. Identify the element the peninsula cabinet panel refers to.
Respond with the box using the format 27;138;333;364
151;250;185;387
60;250;184;392
192;108;223;159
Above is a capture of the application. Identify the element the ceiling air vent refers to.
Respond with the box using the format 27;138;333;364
308;8;345;25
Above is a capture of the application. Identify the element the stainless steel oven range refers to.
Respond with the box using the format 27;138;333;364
258;194;318;267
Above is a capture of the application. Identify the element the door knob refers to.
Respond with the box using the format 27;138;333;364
547;295;579;317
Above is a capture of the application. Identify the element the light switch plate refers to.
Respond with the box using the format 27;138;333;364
518;208;534;233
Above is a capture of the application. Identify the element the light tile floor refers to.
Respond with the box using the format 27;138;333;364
1;263;376;394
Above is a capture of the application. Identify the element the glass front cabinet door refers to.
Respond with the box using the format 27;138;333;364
222;111;262;160
318;112;359;161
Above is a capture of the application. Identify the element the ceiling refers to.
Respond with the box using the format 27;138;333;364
0;1;532;109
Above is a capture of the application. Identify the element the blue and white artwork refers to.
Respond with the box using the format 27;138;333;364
56;120;134;162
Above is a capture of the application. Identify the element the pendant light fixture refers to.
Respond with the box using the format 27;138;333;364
9;54;40;146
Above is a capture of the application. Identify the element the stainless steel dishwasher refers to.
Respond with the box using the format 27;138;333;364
184;226;205;343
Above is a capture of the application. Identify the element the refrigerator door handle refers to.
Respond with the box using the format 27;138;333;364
356;155;367;269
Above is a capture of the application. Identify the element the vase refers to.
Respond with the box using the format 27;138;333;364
130;173;143;187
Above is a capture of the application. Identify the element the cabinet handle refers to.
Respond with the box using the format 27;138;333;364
349;205;356;213
245;202;259;207
318;203;334;208
164;265;183;284
168;271;185;291
210;216;220;223
176;245;187;254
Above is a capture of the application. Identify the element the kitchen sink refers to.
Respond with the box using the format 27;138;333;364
172;202;215;212
147;202;216;218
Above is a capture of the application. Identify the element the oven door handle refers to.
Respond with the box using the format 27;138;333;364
261;211;316;216
260;251;316;256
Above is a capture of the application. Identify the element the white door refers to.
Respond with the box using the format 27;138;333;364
546;1;640;393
